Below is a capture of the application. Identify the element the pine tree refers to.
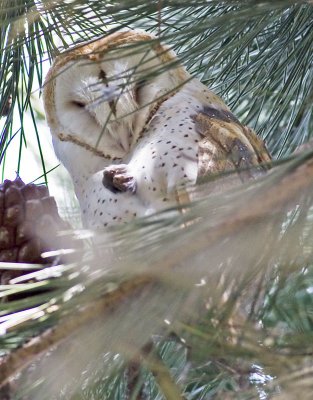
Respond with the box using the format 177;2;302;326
1;1;313;399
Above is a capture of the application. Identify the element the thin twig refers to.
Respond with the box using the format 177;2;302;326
157;0;163;37
141;342;186;400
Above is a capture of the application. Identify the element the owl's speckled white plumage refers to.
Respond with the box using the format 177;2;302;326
43;30;270;229
65;80;204;228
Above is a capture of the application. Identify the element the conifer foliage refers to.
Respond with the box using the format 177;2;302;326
1;1;313;399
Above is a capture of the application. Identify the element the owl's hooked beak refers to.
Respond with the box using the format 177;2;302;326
116;128;132;153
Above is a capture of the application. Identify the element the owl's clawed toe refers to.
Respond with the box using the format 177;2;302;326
113;173;137;193
103;165;137;194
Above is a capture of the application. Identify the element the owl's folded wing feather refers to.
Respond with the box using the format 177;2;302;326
191;106;271;183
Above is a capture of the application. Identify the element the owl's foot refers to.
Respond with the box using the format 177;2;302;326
103;165;137;194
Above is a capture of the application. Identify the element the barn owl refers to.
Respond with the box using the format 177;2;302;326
43;30;271;229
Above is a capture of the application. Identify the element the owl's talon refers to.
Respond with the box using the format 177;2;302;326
103;165;136;194
113;174;137;193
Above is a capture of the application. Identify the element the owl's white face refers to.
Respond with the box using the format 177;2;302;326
54;57;135;159
51;46;186;161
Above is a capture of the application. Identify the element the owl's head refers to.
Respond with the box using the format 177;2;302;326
43;30;189;164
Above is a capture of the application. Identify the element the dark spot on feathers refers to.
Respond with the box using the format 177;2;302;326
201;106;240;124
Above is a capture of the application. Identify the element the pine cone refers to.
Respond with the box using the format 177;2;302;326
0;179;76;398
0;177;72;283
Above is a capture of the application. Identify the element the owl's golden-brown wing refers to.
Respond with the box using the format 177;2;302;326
192;106;271;183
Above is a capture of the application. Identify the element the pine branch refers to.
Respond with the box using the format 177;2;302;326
1;148;313;393
0;276;152;388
